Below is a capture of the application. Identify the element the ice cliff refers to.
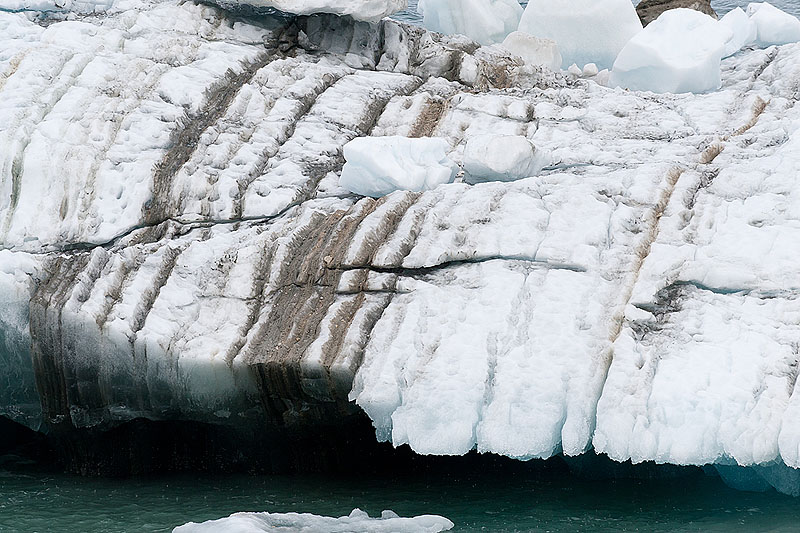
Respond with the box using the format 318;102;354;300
2;0;800;495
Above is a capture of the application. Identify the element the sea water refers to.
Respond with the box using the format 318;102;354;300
392;0;800;24
2;462;800;532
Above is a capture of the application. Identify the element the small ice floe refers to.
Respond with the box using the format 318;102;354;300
416;0;522;45
173;508;455;532
610;9;733;94
518;0;643;70
339;136;458;198
462;134;552;184
747;2;800;47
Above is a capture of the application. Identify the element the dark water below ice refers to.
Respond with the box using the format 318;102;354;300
392;0;800;25
2;461;800;532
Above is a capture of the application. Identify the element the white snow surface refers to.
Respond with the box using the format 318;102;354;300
500;32;562;72
747;2;800;46
416;0;521;45
339;136;458;197
610;9;734;94
518;0;642;70
462;134;551;184
174;509;454;533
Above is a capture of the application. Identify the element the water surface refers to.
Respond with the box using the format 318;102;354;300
2;463;799;532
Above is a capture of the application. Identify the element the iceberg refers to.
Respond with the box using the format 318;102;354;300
518;0;643;70
500;31;562;71
339;136;458;197
174;509;454;532
416;0;522;46
747;2;800;47
609;9;733;94
4;0;800;496
462;134;552;184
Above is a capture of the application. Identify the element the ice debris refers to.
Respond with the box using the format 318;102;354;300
747;2;800;46
173;508;454;532
500;31;562;71
416;0;522;46
518;0;643;71
462;135;552;184
339;137;458;198
610;9;733;94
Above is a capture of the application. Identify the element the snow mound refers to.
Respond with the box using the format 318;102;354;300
462;135;552;184
339;137;457;198
500;31;562;71
747;2;800;46
416;0;522;46
720;7;758;57
518;0;643;70
609;9;733;94
173;508;454;532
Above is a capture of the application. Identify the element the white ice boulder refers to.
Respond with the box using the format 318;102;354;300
747;2;800;47
518;0;643;71
720;7;758;57
339;136;458;198
462;135;552;184
500;31;562;71
609;9;734;94
416;0;522;46
173;509;454;533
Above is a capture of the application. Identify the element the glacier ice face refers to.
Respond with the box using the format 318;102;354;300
500;32;562;72
720;7;758;57
0;0;407;22
609;9;733;94
174;509;454;533
339;136;458;197
416;0;521;46
518;0;643;70
747;2;800;46
462;134;551;184
4;0;800;495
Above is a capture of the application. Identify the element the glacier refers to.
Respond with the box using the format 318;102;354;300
2;0;800;497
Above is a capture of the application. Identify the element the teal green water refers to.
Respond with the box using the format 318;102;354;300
1;463;799;532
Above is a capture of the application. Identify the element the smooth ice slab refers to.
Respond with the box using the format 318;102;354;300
518;0;643;70
173;508;454;532
747;2;800;46
462;134;552;184
339;136;457;198
416;0;521;45
609;9;733;94
500;31;562;71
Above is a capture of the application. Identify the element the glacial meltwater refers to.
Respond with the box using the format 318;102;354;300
2;459;800;532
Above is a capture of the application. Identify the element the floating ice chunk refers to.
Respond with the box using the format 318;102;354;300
500;31;562;71
173;508;454;532
416;0;522;45
339;136;457;198
462;135;552;184
720;7;758;56
747;2;800;47
609;9;733;94
518;0;643;70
